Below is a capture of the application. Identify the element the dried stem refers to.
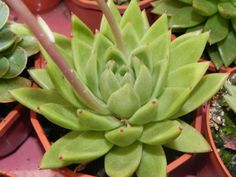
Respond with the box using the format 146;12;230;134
95;0;125;53
4;0;108;114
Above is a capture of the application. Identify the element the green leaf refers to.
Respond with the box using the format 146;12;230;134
137;145;167;177
77;109;121;131
218;2;236;18
0;2;9;29
139;120;181;145
104;46;127;66
174;73;228;117
178;0;192;4
60;131;113;162
155;87;190;121
129;99;158;125
108;84;140;118
0;27;16;52
152;0;186;16
120;0;145;38
224;95;236;113
105;142;142;177
39;103;84;130
141;14;168;44
207;45;223;69
0;77;31;103
168;62;209;90
0;57;9;77
224;83;236;96
192;0;218;16
169;7;206;28
10;88;70;112
105;126;143;147
169;32;209;71
28;69;54;90
218;30;236;66
232;19;236;31
165;120;211;153
40;131;81;169
204;14;229;45
2;47;27;79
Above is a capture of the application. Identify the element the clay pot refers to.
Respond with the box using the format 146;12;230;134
0;105;31;157
22;0;61;13
64;0;155;32
0;170;16;177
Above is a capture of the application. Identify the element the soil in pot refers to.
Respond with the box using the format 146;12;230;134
0;103;16;123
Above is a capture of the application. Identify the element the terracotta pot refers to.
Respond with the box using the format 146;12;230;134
0;105;31;157
64;0;155;32
30;107;203;177
22;0;61;13
0;170;16;177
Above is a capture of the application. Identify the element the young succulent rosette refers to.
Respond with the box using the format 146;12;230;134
11;0;228;177
0;0;39;103
152;0;236;69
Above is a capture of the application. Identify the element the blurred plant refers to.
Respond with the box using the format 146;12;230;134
152;0;236;69
0;0;39;103
9;0;228;176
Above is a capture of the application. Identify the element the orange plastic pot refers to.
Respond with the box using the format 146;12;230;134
30;108;203;177
64;0;155;32
22;0;61;13
0;105;31;157
0;170;16;177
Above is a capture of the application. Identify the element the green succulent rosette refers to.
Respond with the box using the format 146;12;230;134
10;0;228;176
0;0;39;103
152;0;236;69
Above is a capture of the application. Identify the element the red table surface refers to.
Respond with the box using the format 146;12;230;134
0;2;200;177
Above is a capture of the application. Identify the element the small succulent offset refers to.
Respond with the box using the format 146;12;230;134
0;1;39;103
11;0;228;176
152;0;236;69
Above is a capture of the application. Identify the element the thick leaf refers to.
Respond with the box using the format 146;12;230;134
105;142;142;177
77;109;121;131
129;99;158;125
40;131;81;169
169;7;206;28
155;87;190;121
207;45;223;69
174;73;228;117
167;62;209;90
105;126;143;147
2;47;27;79
137;145;167;177
218;2;236;18
0;27;16;52
37;16;55;43
218;30;236;66
60;131;113;162
141;14;168;44
120;0;145;38
224;83;236;96
192;0;218;16
232;19;236;31
104;46;127;67
152;0;186;16
39;103;83;130
139;120;181;145
165;120;211;153
0;57;9;77
10;88;70;112
108;84;140;118
0;2;9;29
120;71;135;86
178;0;192;4
204;14;229;45
28;69;54;90
169;32;209;71
0;77;31;103
224;95;236;113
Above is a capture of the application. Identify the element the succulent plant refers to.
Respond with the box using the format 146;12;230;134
10;0;228;176
152;0;236;69
0;0;39;103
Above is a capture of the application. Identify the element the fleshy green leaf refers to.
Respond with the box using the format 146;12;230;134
192;0;218;16
224;95;236;113
204;14;229;45
218;2;236;18
40;131;81;169
105;142;142;177
28;69;54;90
0;57;9;77
224;83;236;96
207;45;223;69
178;0;192;4
105;126;143;147
165;120;211;153
77;109;121;131
0;77;31;103
0;27;16;52
108;84;140;118
169;7;206;28
60;131;113;162
0;2;9;29
232;19;236;31
137;145;167;177
139;120;181;145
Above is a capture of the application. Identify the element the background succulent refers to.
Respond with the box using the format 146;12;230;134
0;0;39;103
10;0;228;177
152;0;236;69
